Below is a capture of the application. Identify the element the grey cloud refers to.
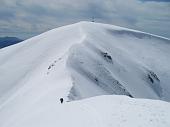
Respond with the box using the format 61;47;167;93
0;0;170;39
141;0;170;2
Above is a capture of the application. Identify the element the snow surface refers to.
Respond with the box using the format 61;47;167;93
0;21;170;127
1;95;170;127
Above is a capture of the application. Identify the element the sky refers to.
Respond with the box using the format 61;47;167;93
0;0;170;39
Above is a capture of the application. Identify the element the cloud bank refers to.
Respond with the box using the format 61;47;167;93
0;0;169;39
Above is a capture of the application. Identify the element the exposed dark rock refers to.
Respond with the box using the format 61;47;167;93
148;74;154;83
101;52;113;63
146;70;162;97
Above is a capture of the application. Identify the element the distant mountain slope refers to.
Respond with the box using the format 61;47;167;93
0;37;23;49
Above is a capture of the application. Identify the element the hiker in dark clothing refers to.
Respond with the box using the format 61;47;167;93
60;98;64;104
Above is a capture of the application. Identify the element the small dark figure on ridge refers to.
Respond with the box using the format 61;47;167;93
60;98;64;104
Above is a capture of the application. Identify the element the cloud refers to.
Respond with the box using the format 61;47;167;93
0;0;170;39
141;0;170;2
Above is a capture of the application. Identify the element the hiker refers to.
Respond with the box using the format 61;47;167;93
60;98;64;104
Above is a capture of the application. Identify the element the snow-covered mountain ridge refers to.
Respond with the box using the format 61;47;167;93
0;21;170;127
1;21;169;102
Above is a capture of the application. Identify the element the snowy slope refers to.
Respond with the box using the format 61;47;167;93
0;21;170;127
1;95;170;127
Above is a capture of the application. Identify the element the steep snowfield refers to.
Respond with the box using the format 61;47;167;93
0;21;170;126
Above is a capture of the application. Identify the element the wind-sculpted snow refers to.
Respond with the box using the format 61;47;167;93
107;29;170;42
66;33;163;100
67;42;132;100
